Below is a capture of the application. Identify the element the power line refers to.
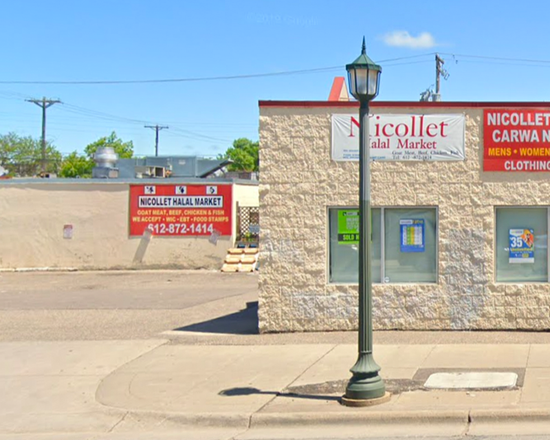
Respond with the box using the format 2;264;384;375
437;52;550;65
382;60;433;67
378;53;435;63
3;52;550;87
61;103;150;125
0;89;33;100
0;54;435;85
169;127;231;143
60;103;231;143
447;59;550;68
58;103;230;142
0;66;342;85
0;94;236;156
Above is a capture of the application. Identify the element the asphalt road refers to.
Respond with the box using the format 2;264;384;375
0;270;257;341
0;270;256;310
5;270;550;346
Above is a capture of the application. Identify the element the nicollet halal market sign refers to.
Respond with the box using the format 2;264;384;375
332;114;465;161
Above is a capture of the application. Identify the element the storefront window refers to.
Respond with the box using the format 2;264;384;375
495;208;548;282
384;208;437;283
328;208;381;283
328;207;437;284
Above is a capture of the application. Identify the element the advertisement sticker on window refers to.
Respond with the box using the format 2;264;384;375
400;219;425;252
509;228;535;263
337;210;359;245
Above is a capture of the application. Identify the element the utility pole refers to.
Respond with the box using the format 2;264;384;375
144;125;169;156
27;97;61;174
434;54;449;102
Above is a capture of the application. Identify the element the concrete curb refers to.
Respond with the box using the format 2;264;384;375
112;410;251;431
470;407;550;421
249;410;469;427
0;267;78;272
111;407;550;431
10;408;550;435
0;268;223;274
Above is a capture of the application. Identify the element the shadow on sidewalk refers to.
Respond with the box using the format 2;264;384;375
219;386;341;402
173;301;259;335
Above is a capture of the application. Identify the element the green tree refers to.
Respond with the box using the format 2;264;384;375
58;132;134;179
218;138;259;172
0;132;61;176
59;151;93;178
84;131;134;159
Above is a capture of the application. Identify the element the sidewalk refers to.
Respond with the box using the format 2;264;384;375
5;272;550;438
4;334;550;438
92;340;550;437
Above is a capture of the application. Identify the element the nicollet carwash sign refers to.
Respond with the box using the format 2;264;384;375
484;109;550;171
332;114;465;161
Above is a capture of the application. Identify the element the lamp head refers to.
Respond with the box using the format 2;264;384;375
346;37;382;102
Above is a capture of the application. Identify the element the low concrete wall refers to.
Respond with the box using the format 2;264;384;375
0;179;257;270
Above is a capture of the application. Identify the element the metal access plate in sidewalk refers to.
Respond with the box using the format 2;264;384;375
424;372;518;390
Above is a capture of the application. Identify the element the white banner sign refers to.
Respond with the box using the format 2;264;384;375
332;114;465;161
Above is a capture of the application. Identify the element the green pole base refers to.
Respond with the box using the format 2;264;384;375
341;391;391;407
343;371;386;401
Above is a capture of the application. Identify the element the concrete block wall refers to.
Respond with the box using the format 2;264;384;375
0;180;257;270
258;103;550;332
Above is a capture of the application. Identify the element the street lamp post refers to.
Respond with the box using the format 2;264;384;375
341;38;389;406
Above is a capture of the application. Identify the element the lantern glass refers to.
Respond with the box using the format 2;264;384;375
347;67;380;101
368;69;380;98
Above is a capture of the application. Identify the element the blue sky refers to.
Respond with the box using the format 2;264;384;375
1;0;550;158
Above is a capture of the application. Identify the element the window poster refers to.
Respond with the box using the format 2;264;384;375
509;228;535;263
400;219;425;252
337;210;359;245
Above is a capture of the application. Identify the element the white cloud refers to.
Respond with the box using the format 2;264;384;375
381;31;437;49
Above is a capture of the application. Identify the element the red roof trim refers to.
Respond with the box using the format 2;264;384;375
259;100;550;109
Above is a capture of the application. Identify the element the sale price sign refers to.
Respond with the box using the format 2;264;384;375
509;228;535;263
129;184;232;237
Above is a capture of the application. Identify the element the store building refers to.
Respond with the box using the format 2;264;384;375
258;99;550;332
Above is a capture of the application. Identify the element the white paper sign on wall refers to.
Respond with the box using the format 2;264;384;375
332;113;465;162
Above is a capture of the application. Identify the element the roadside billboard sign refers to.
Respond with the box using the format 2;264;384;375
129;184;232;237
